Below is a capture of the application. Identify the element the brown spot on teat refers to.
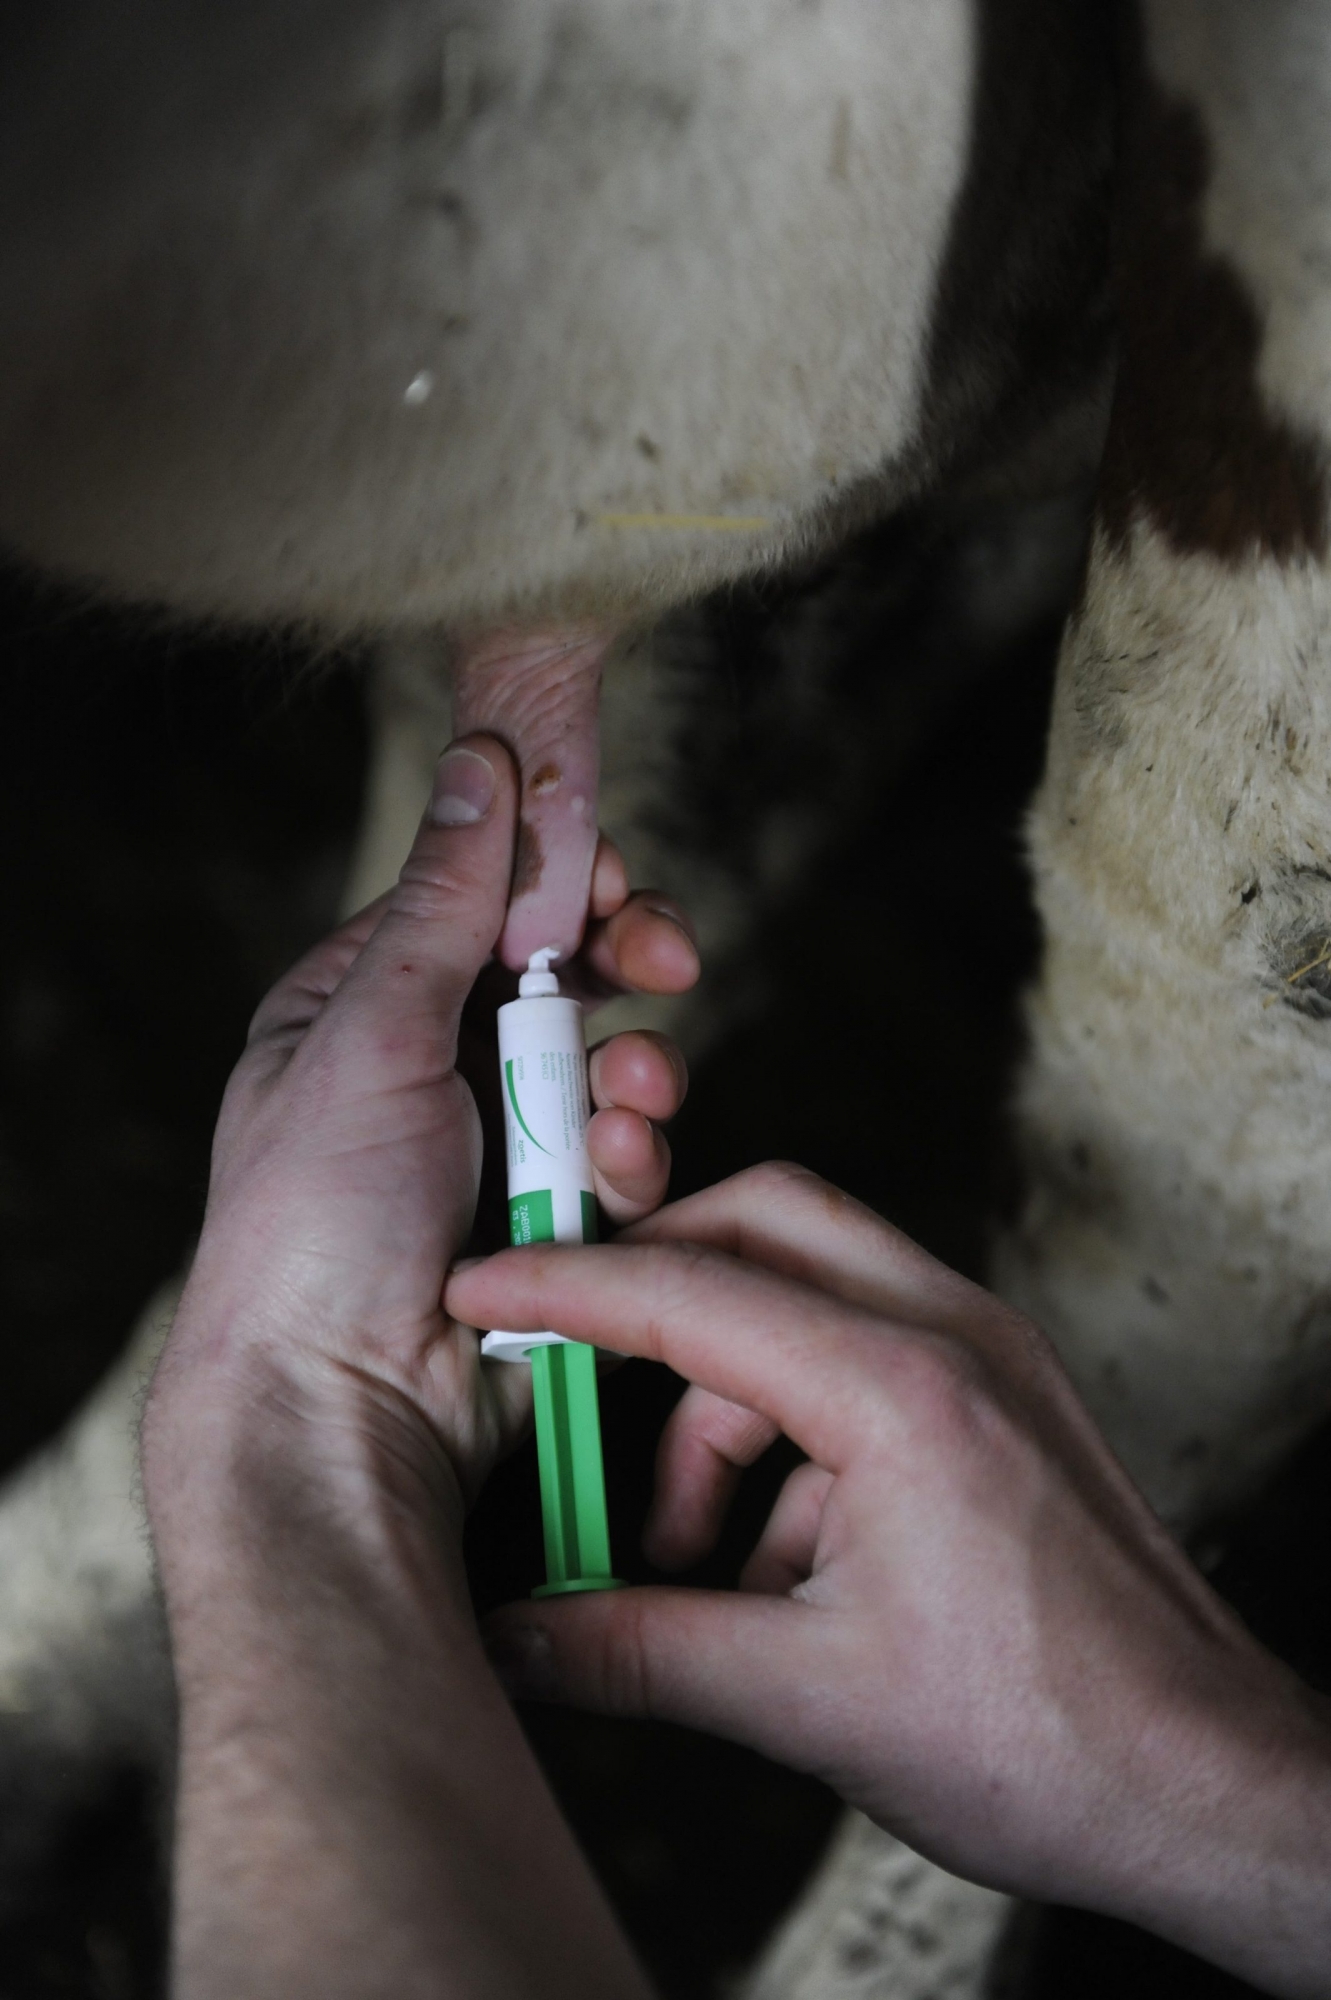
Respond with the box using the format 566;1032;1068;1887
1098;78;1328;565
527;763;562;798
511;819;544;898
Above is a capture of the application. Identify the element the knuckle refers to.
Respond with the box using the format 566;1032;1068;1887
885;1335;998;1452
997;1300;1052;1363
214;1061;263;1136
734;1159;821;1203
714;1402;777;1462
390;853;478;925
597;1595;658;1717
650;1237;723;1286
246;983;318;1050
631;1240;726;1357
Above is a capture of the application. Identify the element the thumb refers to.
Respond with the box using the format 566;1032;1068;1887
320;732;518;1079
482;1585;819;1756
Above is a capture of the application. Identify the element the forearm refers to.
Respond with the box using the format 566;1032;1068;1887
148;1353;649;2000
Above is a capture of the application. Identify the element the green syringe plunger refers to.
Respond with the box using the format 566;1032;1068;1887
529;1340;621;1597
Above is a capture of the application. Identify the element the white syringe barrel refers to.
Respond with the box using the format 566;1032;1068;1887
481;986;597;1363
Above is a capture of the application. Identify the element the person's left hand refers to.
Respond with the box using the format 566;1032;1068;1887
146;734;691;1560
447;1170;1331;1994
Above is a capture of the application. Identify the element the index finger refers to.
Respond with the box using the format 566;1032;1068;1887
623;1163;1002;1341
247;890;393;1048
446;1240;903;1471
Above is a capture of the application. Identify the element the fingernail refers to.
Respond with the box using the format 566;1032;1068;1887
483;1620;558;1700
430;746;496;826
646;903;696;943
449;1255;487;1276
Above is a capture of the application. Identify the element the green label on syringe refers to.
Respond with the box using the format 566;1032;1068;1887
508;1189;599;1246
509;1190;554;1245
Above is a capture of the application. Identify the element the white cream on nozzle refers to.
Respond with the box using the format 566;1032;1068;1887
518;946;561;997
481;947;598;1363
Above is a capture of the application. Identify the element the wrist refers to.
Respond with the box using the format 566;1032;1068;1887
149;1332;647;2000
144;1329;475;1684
1109;1664;1331;1994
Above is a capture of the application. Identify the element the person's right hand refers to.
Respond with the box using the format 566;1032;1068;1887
448;1165;1331;1997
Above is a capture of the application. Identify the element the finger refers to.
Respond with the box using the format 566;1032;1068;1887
624;1162;1000;1341
582;893;700;997
586;1029;686;1224
739;1460;833;1596
315;735;517;1085
589;1031;688;1123
451;629;610;970
446;1239;895;1471
247;891;393;1047
589;836;630;920
587;1108;671;1226
483;1586;819;1760
643;1386;780;1570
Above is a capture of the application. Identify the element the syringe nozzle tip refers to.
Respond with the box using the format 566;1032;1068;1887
518;945;562;997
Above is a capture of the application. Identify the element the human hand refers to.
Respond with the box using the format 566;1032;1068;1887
448;1166;1331;1994
144;732;668;2000
145;736;690;1572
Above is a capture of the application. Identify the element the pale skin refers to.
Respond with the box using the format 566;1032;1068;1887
144;737;1331;2000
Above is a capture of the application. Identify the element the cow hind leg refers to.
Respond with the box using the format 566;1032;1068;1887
997;0;1331;1532
997;533;1331;1528
735;1815;1020;2000
0;1287;176;1913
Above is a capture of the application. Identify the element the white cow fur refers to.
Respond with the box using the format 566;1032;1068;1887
5;0;1331;1993
1000;534;1331;1526
0;0;973;632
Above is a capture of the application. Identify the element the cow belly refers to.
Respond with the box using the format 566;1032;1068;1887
0;0;971;633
